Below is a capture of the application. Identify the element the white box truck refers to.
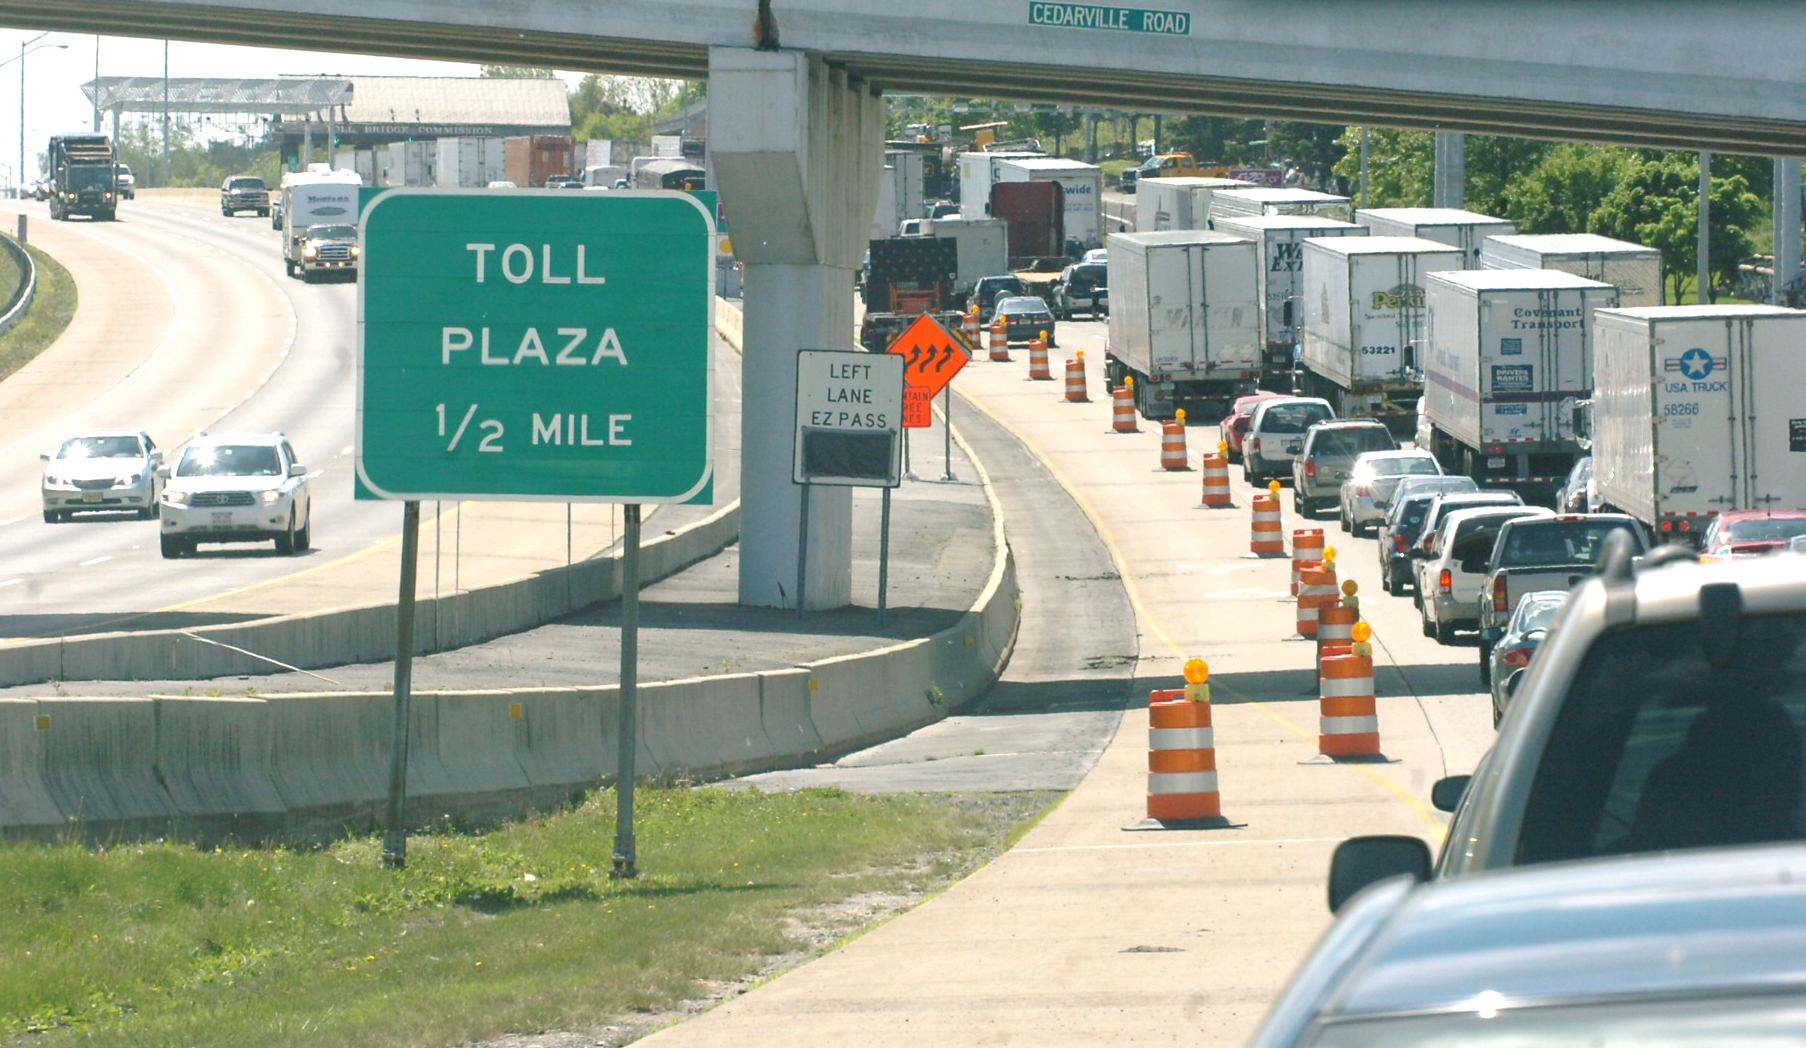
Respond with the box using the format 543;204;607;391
1355;207;1516;266
928;216;1010;307
1212;214;1368;384
1133;176;1251;232
1299;236;1464;426
1591;305;1806;542
278;165;362;279
1480;233;1664;307
1422;270;1619;503
1104;230;1262;421
994;157;1104;248
481;138;507;184
957;151;1044;218
870;152;928;242
1209;187;1353;226
434;137;485;187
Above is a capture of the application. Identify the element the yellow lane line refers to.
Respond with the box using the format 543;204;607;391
955;388;1443;835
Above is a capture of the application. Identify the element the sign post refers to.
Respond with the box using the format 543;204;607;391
358;190;713;872
794;349;906;620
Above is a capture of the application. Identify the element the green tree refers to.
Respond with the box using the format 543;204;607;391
480;65;556;79
1166;115;1263;165
1268;121;1347;188
1464;135;1551;216
1589;156;1762;303
1497;143;1635;234
1331;127;1431;206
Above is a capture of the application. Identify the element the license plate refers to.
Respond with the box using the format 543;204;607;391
211;511;233;524
82;492;102;503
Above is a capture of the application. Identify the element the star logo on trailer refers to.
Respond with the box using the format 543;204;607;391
1665;347;1726;381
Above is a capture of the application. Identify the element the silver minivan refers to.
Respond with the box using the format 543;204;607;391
1243;396;1334;484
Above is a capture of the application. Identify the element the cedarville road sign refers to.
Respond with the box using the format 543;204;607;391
356;189;714;502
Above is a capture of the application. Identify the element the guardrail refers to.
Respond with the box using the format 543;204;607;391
0;231;37;338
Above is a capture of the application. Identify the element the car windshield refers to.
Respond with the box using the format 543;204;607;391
57;435;143;459
68;166;110;190
1312;428;1395;457
1496;521;1639;568
1259;403;1333;435
982;279;1026;300
1726;518;1806;543
1310;993;1806;1048
998;297;1048;314
308;224;356;240
228;177;265;190
177;445;282;478
1512;594;1567;634
1518;610;1806;864
1450;513;1535;564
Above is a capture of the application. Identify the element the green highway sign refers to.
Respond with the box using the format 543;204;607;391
357;189;714;503
1027;2;1190;34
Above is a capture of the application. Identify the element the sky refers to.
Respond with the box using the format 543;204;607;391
2;29;587;181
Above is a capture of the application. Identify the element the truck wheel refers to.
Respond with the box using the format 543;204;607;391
275;510;297;555
1435;618;1456;646
160;533;188;559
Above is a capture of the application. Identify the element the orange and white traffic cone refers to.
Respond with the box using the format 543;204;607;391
962;309;980;350
1160;411;1189;470
1296;564;1338;638
1200;448;1232;507
1028;334;1052;380
1112;382;1138;432
1250;493;1285;557
989;318;1010;362
1319;627;1380;759
1138;659;1228;828
1064;351;1089;402
1291;528;1325;596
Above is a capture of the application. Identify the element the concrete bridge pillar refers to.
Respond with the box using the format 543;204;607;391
709;48;885;609
1774;158;1802;305
1432;132;1465;209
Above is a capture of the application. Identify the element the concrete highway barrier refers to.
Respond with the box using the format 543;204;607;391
0;422;1019;844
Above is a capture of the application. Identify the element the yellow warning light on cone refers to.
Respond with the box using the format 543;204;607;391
1342;579;1358;596
1352;622;1372;643
1182;658;1211;702
1176;408;1187;421
1268;479;1281;494
1323;545;1337;561
1218;440;1228;453
1077;350;1085;360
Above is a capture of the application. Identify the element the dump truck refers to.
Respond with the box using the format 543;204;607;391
46;133;118;221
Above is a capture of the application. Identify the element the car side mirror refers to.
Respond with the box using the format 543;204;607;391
1431;775;1471;813
39;452;49;461
1286;440;1304;455
156;465;171;479
288;463;306;477
1327;835;1431;912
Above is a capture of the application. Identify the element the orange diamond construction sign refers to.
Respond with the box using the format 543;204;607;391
884;313;969;428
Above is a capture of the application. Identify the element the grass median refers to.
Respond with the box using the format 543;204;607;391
0;241;77;383
2;786;1056;1048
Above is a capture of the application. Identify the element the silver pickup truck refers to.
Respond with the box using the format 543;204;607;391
1476;513;1648;672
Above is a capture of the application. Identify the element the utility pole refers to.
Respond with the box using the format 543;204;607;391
1697;152;1711;305
1358;127;1369;207
162;40;170;188
91;36;99;131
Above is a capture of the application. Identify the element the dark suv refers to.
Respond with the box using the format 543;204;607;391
1050;261;1108;319
973;275;1028;322
221;175;270;217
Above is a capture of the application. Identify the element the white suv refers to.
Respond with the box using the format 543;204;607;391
1420;506;1551;644
159;433;313;558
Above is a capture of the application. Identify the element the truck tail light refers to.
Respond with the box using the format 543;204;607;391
1250;438;1261;455
1394;532;1410;554
1356;482;1371;497
1305;459;1317;478
1492;574;1509;613
1438;568;1452;593
1501;646;1534;668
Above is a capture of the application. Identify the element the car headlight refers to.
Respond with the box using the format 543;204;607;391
121;474;141;486
350;245;360;256
44;472;67;486
302;244;318;259
260;490;281;504
163;490;188;504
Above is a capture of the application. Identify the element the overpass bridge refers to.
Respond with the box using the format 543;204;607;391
10;0;1806;609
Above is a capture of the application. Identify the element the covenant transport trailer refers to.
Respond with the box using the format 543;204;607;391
1479;233;1664;307
1211;214;1367;385
1354;207;1516;266
1590;305;1806;543
1422;270;1619;504
1104;230;1261;421
1298;236;1464;428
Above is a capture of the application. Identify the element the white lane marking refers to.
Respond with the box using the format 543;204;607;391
1014;837;1344;855
0;515;24;527
340;444;353;456
0;224;184;458
79;556;112;567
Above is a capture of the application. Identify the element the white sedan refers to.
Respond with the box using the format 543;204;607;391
1337;450;1441;535
40;428;164;522
159;432;313;558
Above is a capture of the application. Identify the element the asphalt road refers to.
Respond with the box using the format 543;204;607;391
0;196;739;648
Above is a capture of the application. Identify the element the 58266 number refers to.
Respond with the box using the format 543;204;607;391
1663;401;1700;417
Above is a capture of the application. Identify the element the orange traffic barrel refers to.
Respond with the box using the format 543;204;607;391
1064;355;1088;402
1250;494;1285;556
1200;453;1232;507
1318;603;1359;653
989;318;1011;362
962;310;980;346
1112;384;1138;432
1160;416;1188;469
1147;688;1220;821
1291;529;1325;595
1296;564;1338;638
1319;652;1380;758
1028;335;1052;379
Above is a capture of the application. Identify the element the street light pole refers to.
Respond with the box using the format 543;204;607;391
8;34;64;197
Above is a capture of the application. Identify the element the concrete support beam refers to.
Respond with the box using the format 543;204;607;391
709;48;884;609
1432;132;1465;209
1775;158;1802;306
